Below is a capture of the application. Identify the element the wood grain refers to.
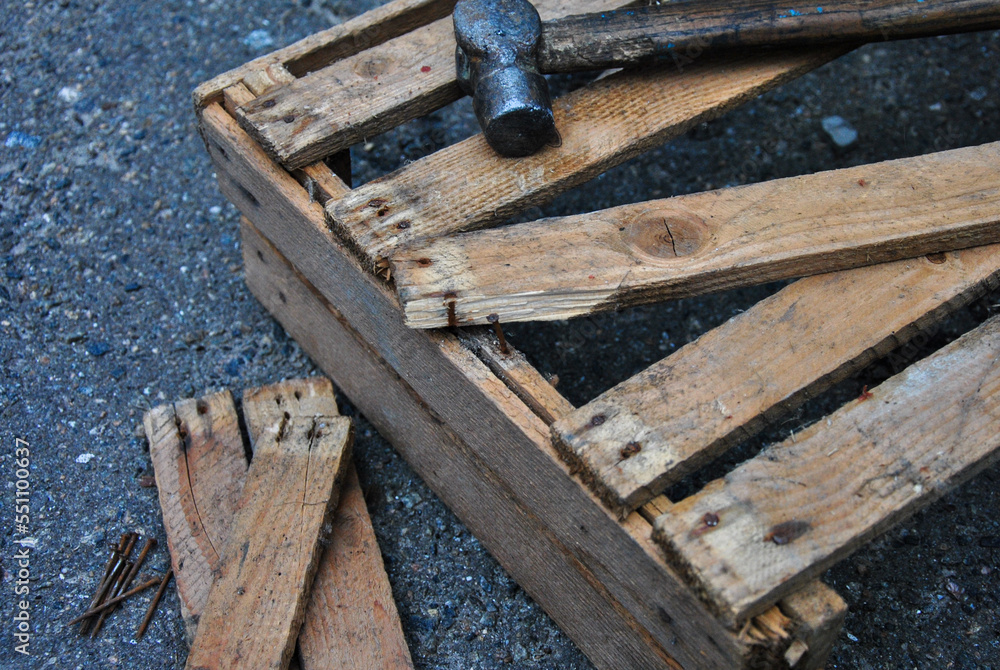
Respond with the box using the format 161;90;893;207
299;467;414;669
539;0;1000;72
653;314;1000;625
185;385;352;670
194;0;458;108
393;141;1000;327
329;46;844;267
236;0;630;169
552;244;1000;515
146;391;248;640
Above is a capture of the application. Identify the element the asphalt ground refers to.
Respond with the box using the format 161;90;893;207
1;1;998;668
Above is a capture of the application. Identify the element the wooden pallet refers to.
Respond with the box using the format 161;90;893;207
194;1;1000;667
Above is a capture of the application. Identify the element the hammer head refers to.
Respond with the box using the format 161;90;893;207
454;0;556;157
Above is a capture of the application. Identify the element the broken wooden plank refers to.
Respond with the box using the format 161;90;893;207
329;46;845;267
653;314;1000;625
146;391;249;640
393;141;1000;328
185;384;353;670
239;378;413;670
552;244;1000;515
300;467;414;669
193;0;459;108
235;0;633;170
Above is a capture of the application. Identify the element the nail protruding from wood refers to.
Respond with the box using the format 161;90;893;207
486;313;509;354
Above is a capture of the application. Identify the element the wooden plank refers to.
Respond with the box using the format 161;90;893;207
185;385;353;670
778;582;848;670
193;0;458;108
300;467;414;669
552;244;1000;515
653;314;1000;625
240;378;413;670
235;0;633;170
329;46;844;267
145;391;248;641
393;142;1000;328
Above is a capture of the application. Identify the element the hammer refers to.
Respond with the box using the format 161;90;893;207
454;0;1000;156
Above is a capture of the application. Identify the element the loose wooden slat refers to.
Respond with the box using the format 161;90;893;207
329;47;844;267
653;314;1000;625
393;142;1000;328
552;244;1000;516
240;378;413;670
299;467;414;669
193;0;459;108
185;386;353;670
235;0;631;170
146;392;249;640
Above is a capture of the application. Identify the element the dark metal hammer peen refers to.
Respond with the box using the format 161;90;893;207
454;0;1000;157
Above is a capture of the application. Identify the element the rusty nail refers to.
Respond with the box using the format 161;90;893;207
137;568;173;639
486;313;509;354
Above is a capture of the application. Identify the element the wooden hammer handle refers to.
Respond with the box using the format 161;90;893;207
538;0;1000;72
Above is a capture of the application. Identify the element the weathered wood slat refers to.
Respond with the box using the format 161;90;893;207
300;467;415;669
185;384;352;670
329;46;844;267
552;244;1000;515
193;0;459;108
145;391;248;641
653;314;1000;625
234;0;631;170
240;378;413;670
393;142;1000;328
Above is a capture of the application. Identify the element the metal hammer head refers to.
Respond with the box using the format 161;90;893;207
454;0;556;157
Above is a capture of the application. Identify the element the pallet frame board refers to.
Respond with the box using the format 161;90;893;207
194;1;999;667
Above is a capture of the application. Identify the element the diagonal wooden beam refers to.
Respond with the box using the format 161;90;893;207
392;141;1000;328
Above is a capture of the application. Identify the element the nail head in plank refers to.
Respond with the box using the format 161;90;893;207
653;314;1000;625
330;47;845;267
145;391;249;640
236;0;636;170
185;391;353;670
553;243;1000;515
393;141;1000;327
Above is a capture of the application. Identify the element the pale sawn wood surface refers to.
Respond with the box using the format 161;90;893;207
234;0;633;170
330;46;844;268
145;391;248;641
185;383;353;670
653;314;1000;626
393;141;1000;328
551;244;1000;515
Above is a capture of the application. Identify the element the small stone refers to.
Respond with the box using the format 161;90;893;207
124;282;142;292
968;86;988;102
4;131;42;150
75;453;95;464
86;341;112;356
821;116;858;148
243;29;274;50
58;86;81;103
138;475;156;488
